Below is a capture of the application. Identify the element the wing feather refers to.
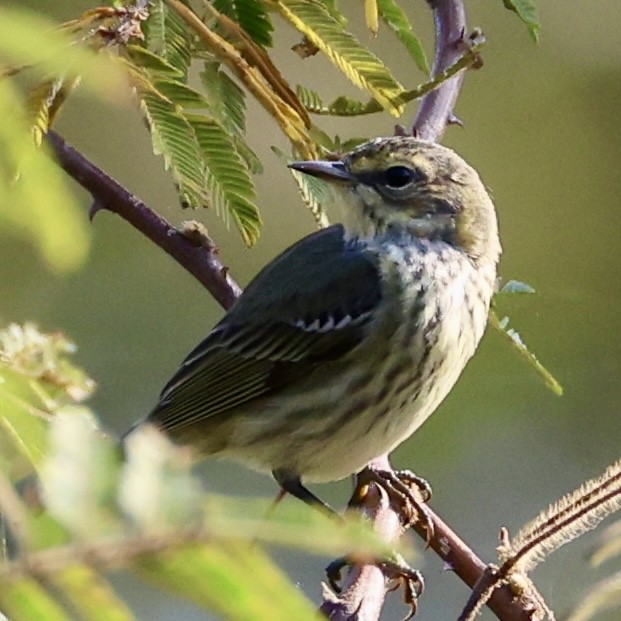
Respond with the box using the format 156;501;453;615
148;225;382;432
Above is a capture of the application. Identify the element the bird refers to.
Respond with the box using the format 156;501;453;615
129;136;501;513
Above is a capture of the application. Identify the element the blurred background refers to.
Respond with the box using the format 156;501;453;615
3;1;621;619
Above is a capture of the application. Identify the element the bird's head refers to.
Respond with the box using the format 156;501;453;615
290;137;501;267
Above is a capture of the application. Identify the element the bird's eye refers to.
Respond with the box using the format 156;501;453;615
382;166;422;189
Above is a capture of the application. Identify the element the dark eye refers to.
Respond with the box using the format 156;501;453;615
382;166;422;188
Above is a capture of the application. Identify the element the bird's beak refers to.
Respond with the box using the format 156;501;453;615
288;160;355;182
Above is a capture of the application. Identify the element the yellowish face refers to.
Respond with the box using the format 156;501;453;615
326;137;501;266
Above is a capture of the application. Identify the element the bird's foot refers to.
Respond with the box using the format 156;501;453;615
356;467;435;543
326;553;424;620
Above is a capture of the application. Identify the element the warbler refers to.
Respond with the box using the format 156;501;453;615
131;137;501;509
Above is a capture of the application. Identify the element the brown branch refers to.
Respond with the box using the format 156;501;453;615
46;130;241;311
413;0;469;141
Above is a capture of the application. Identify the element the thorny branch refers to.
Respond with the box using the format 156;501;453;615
46;1;539;620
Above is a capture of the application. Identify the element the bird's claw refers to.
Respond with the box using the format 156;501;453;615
326;556;348;594
383;555;425;621
357;467;435;544
325;553;424;619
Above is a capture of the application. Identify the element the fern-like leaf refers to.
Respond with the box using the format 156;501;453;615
213;0;273;47
276;0;405;116
187;115;261;246
200;61;247;134
140;90;207;208
200;62;263;173
25;77;78;145
377;0;429;74
145;0;193;77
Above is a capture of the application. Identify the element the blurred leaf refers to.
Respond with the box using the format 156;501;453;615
213;0;273;47
205;494;409;560
119;424;203;531
0;579;73;621
50;566;136;621
0;7;127;272
42;409;122;538
0;323;95;403
499;279;536;294
502;0;540;42
0;324;96;477
188;115;261;246
377;0;429;74
0;80;90;272
566;571;621;621
0;6;126;99
135;541;317;621
276;0;405;116
490;311;563;396
591;521;621;567
144;0;193;77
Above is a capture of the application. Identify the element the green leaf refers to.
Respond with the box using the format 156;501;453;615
187;115;261;246
126;44;185;77
152;78;208;109
277;0;405;116
0;8;127;273
502;0;540;42
200;63;263;172
200;61;247;134
49;566;136;621
490;311;563;396
144;0;193;77
377;0;429;74
135;542;318;621
140;90;207;208
273;146;330;227
0;579;73;621
24;78;79;146
213;0;274;47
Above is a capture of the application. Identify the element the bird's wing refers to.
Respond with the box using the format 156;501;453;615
148;225;383;432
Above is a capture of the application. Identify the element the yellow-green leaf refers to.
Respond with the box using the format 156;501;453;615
187;115;261;246
377;0;429;74
490;311;563;396
0;578;73;621
277;0;405;116
135;542;317;621
50;565;136;621
502;0;540;42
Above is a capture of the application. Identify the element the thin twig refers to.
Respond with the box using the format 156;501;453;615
46;130;241;310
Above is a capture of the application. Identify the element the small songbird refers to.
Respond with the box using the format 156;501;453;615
131;137;501;510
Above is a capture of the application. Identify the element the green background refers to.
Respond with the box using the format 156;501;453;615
3;2;621;620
